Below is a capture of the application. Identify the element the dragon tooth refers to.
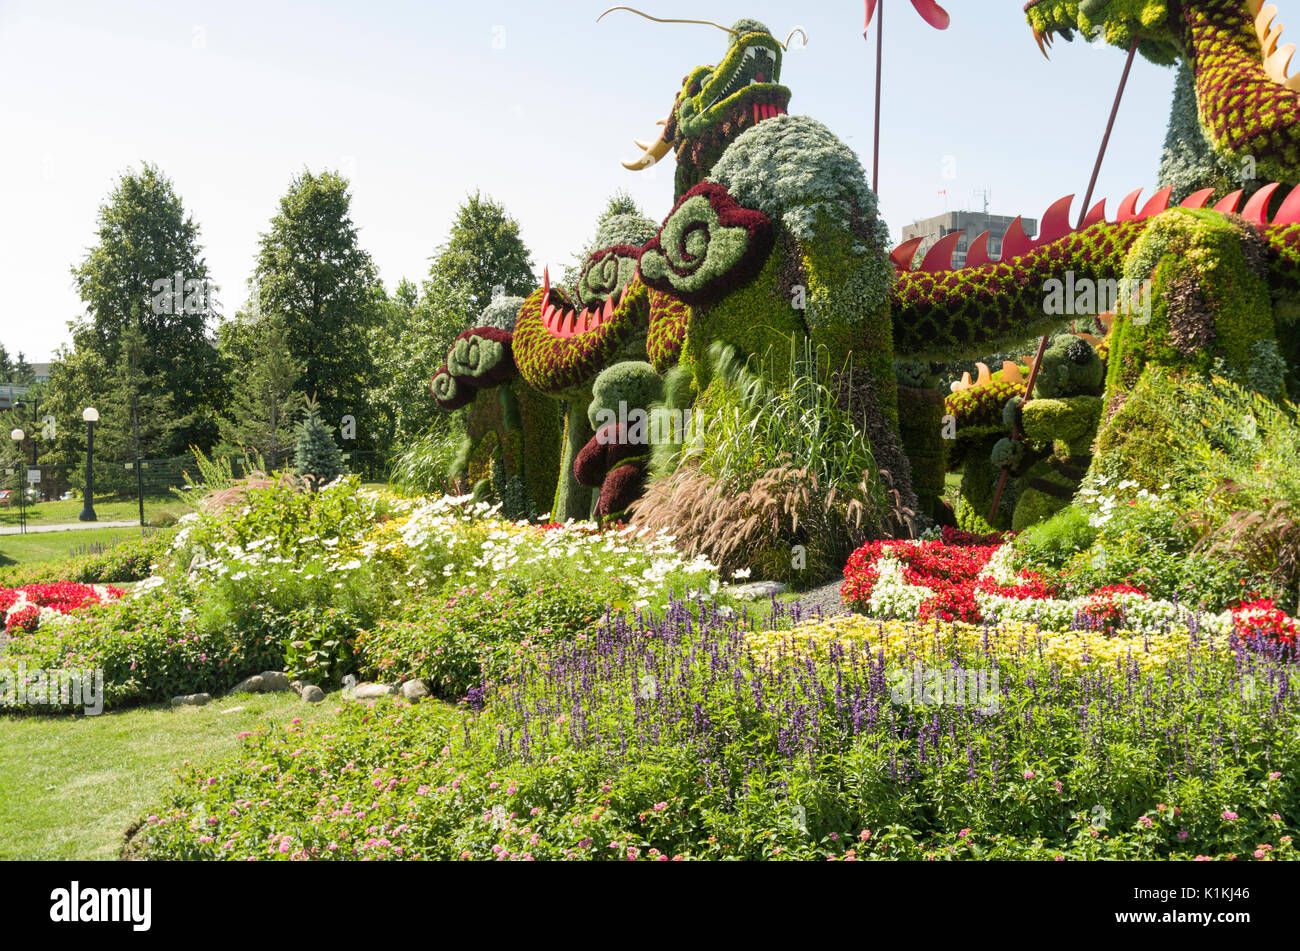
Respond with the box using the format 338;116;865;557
603;296;615;321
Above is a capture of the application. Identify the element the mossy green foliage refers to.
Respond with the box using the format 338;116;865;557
1022;396;1104;456
957;443;1008;533
1010;462;1076;533
553;397;595;522
707;116;894;404
801;209;897;428
449;382;558;518
896;386;948;519
1033;334;1105;399
1108;209;1275;402
1024;0;1179;66
515;384;561;517
681;247;806;387
587;362;665;430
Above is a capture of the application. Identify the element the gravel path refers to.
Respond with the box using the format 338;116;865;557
787;576;851;621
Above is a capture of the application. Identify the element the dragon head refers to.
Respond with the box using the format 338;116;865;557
1024;0;1181;65
611;13;801;197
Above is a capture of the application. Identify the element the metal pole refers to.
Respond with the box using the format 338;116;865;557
79;421;97;522
137;452;144;527
1078;38;1140;229
873;1;883;193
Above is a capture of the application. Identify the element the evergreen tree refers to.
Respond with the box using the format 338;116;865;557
429;191;536;312
294;396;346;489
98;322;179;465
12;352;35;385
1157;64;1243;203
0;344;12;382
217;315;304;471
71;163;221;451
251;169;382;454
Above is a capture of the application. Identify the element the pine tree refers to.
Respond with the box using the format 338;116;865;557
13;352;35;385
294;396;346;489
217;316;304;471
0;344;12;382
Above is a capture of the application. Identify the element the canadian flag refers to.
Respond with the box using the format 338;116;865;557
865;0;951;35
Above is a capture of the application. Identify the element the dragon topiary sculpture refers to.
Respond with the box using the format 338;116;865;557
432;1;1300;534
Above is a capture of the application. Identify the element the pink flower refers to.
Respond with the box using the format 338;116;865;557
416;785;429;796
958;828;972;838
1138;816;1153;828
1054;854;1064;862
859;830;872;841
1222;811;1239;821
654;802;668;812
1023;770;1035;781
1269;772;1282;781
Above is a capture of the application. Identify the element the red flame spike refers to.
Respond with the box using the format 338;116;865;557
1213;189;1243;213
1180;188;1215;210
603;296;615;322
574;311;589;335
559;309;575;337
1081;200;1107;229
1270;183;1300;225
1000;217;1032;260
921;231;964;272
1242;182;1281;225
1116;189;1144;221
1035;195;1075;247
890;237;925;271
965;231;993;268
1138;186;1173;219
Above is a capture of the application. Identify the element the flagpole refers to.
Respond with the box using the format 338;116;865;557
1078;37;1139;228
873;1;883;192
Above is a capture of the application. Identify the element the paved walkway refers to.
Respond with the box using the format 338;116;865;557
0;520;140;537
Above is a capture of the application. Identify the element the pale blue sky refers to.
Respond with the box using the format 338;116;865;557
0;0;1179;361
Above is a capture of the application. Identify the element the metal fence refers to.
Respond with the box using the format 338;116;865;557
2;451;388;519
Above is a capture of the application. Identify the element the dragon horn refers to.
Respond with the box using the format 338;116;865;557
623;127;673;171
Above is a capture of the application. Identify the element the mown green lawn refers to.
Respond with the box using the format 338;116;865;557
0;691;342;860
0;527;150;567
0;493;190;529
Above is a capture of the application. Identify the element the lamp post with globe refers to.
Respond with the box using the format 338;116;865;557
9;428;26;534
79;407;99;523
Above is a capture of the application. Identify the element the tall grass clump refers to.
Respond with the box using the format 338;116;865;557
632;339;899;589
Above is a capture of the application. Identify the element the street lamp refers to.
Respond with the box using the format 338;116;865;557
79;407;98;523
12;398;38;468
9;428;25;535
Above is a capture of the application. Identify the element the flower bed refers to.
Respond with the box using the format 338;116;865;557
136;596;1299;861
1;582;124;635
840;528;1297;644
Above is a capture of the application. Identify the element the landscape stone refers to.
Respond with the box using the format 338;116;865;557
400;679;431;702
170;693;211;707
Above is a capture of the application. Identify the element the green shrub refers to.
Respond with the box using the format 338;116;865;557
0;591;283;713
355;580;601;698
1011;506;1099;573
